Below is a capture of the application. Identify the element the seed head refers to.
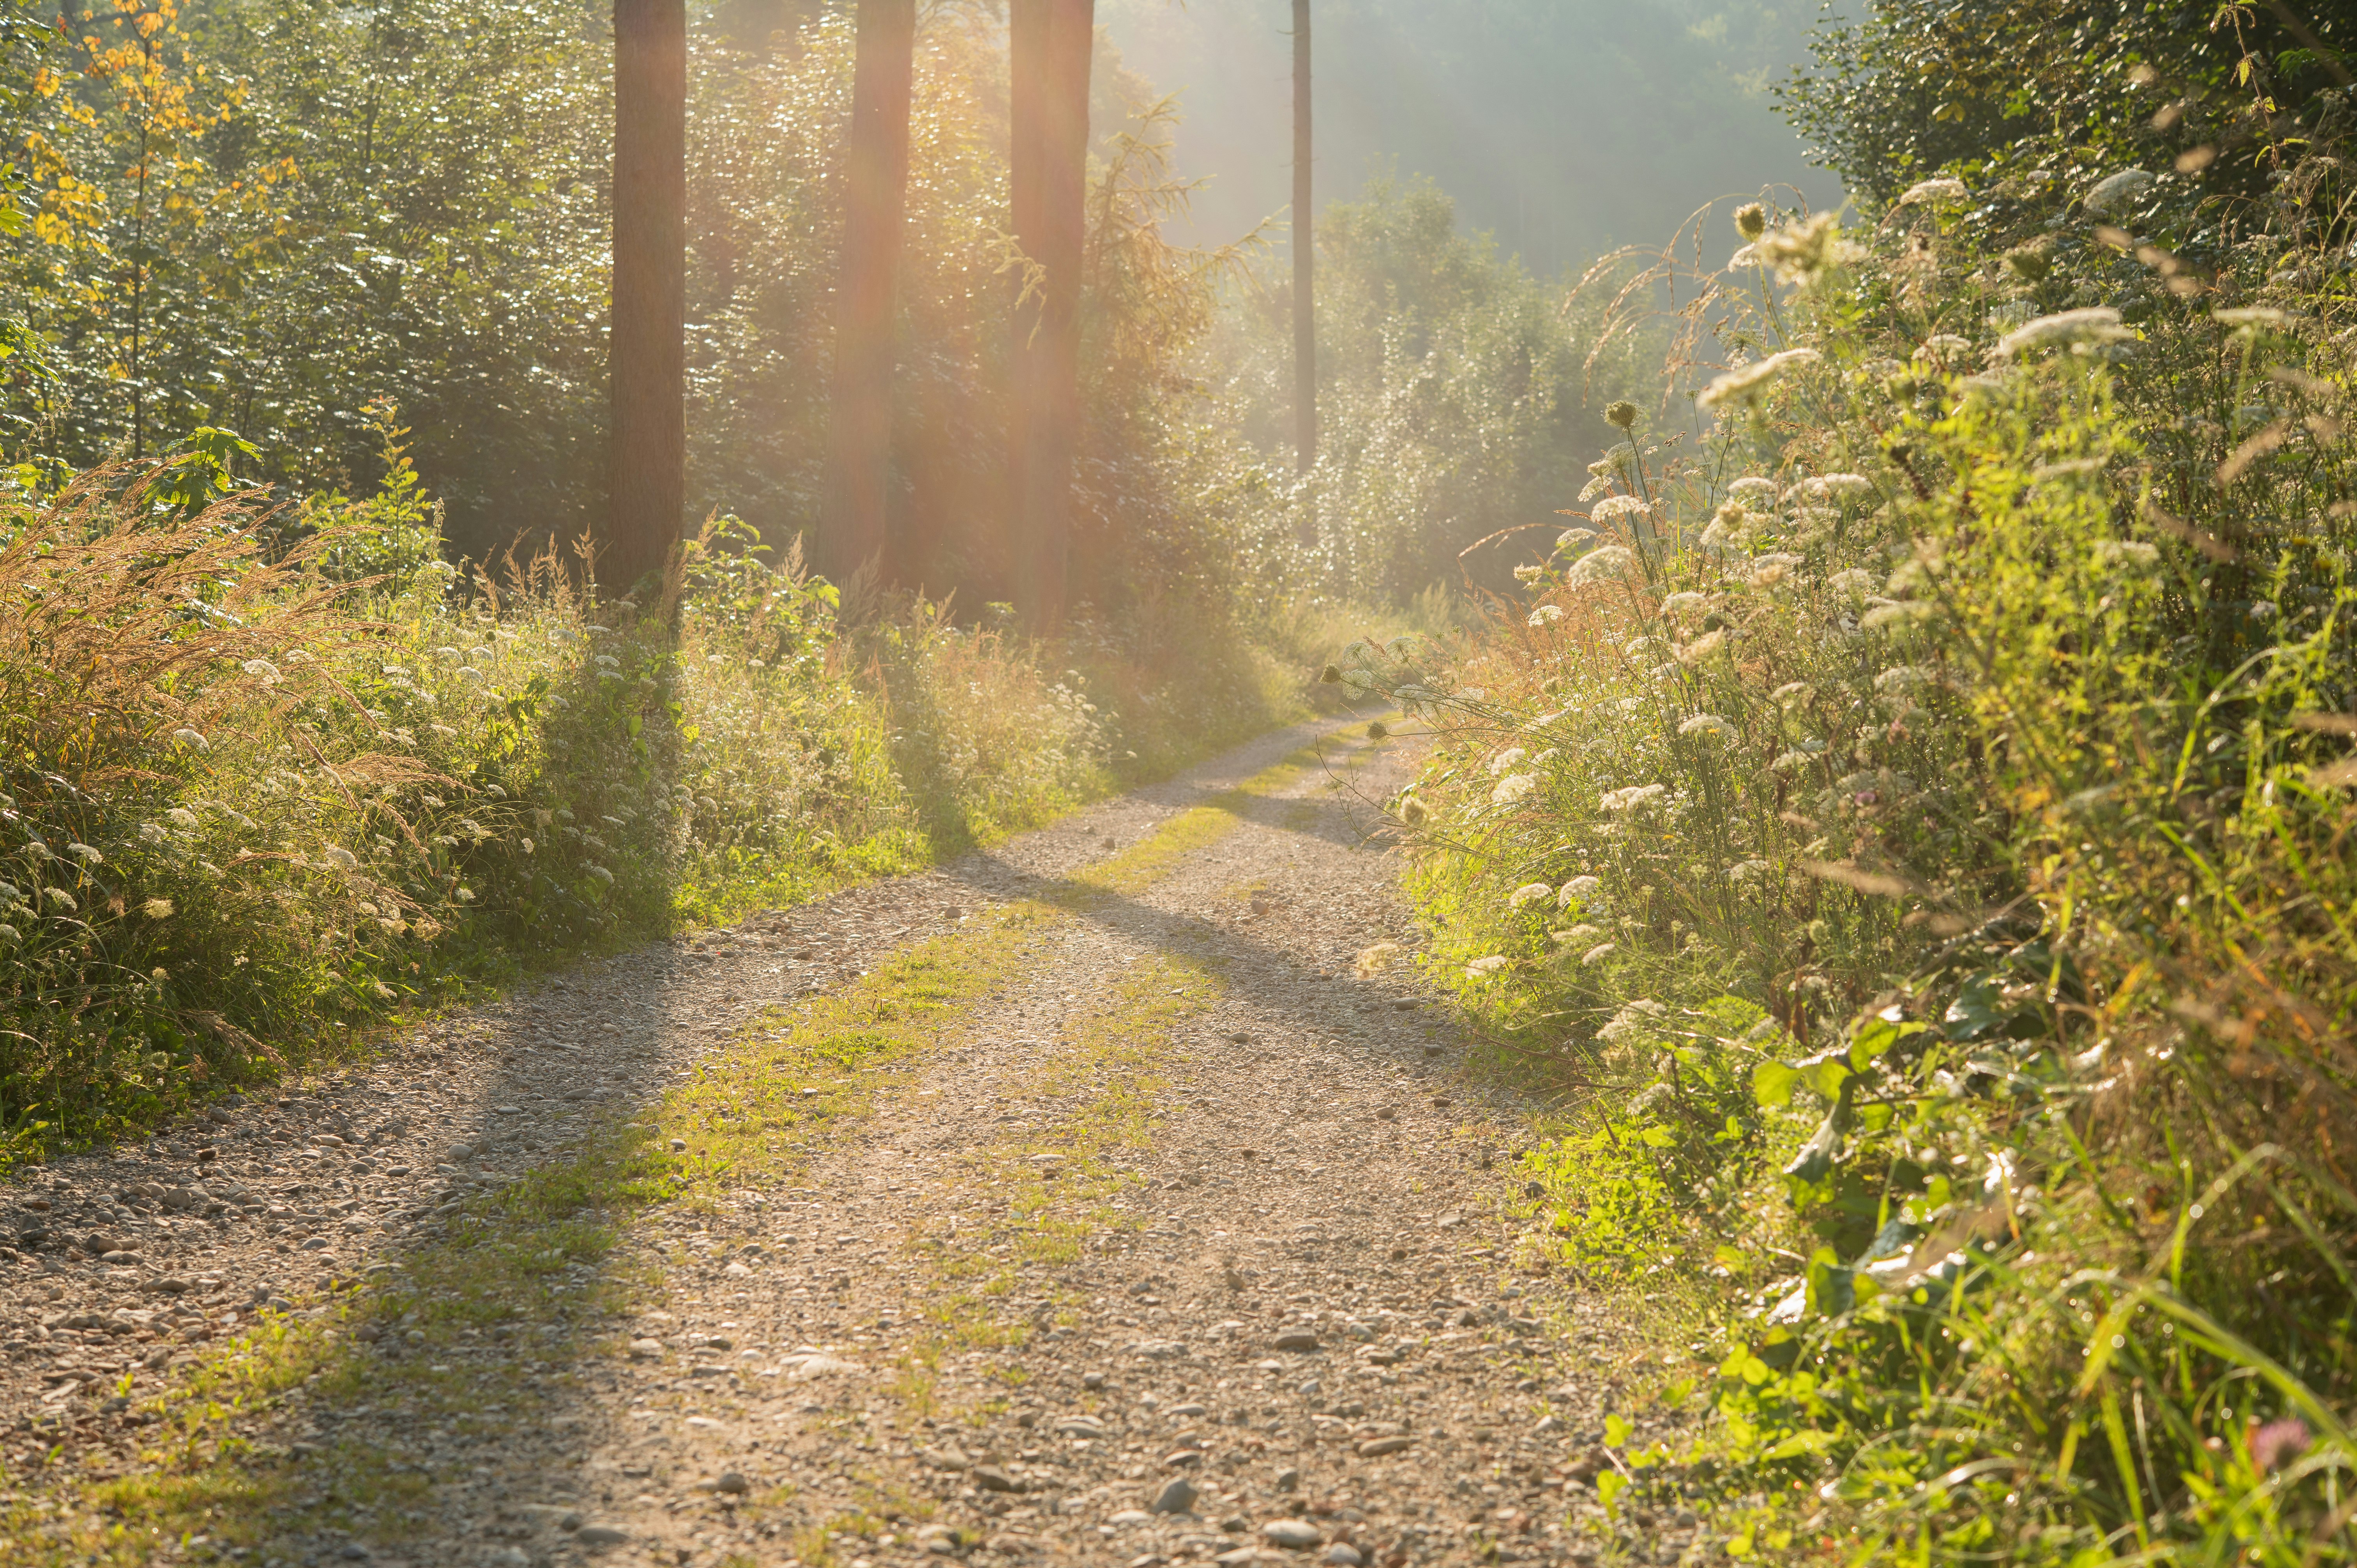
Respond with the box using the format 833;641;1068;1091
1734;202;1768;242
1606;401;1640;431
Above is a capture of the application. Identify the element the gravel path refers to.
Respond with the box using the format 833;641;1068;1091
0;720;1659;1568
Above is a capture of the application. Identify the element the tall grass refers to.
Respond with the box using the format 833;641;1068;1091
0;428;1317;1165
1342;116;2357;1563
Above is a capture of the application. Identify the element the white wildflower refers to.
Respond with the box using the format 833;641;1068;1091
241;659;282;684
1556;526;1598;552
1508;883;1555;911
2213;307;2293;328
455;887;475;903
142;898;173;919
1492;773;1539;805
2093;539;2160;570
1514;565;1544;584
1598;783;1668;812
436;646;463;664
1772;750;1817;772
1919;334;1972;357
1465;955;1511;978
1698;348;1822;413
593;653;622;668
1560;876;1601;906
1751;552;1803;588
1726;477;1779;507
321;846;361;871
43;887;76;911
1995;307;2133;358
1679;630;1728;666
1679;713;1732;738
1591;495;1648;524
1582;942;1617;966
66;842;101;864
1874;666;1934;694
166;807;200;830
460;666;488;683
1564;546;1638;588
1791;473;1874;501
171;728;208;753
1898;177;1968;205
1661;592;1708;616
1771;682;1814;709
137;821;168;845
583;864;614;884
1553;924;1603;944
1528;603;1566;627
1829;568;1876;598
1726;859;1772;881
1489;748;1529;776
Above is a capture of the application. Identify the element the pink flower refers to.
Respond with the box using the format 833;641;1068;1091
2247;1418;2311;1473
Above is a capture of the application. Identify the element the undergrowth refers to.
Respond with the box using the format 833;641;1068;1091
1344;62;2357;1568
0;410;1350;1167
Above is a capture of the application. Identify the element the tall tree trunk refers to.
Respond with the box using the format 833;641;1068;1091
1008;0;1093;634
605;0;688;603
1293;0;1316;471
821;0;918;590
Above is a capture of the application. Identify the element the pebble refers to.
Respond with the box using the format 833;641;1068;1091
574;1524;629;1548
1150;1477;1199;1515
1321;1548;1363;1566
1263;1519;1323;1549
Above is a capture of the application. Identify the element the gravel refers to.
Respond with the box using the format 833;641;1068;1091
0;718;1666;1567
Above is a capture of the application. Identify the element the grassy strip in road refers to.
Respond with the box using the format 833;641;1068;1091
0;724;1372;1566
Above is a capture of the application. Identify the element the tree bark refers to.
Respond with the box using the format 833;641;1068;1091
1007;0;1093;634
605;0;689;602
1293;0;1316;471
821;0;918;590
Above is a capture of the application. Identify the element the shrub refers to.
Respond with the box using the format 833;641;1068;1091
1349;83;2357;1564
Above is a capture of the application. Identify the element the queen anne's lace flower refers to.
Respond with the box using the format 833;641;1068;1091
1565;547;1637;588
1679;713;1732;738
1508;882;1555;910
1528;603;1565;627
1899;177;1968;205
1465;955;1510;978
1492;773;1538;805
1560;876;1601;906
1698;348;1822;413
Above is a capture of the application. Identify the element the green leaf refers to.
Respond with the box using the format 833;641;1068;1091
1595;1469;1627;1518
1753;1060;1802;1107
1604;1413;1633;1447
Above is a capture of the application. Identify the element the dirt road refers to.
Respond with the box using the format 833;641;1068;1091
0;720;1644;1568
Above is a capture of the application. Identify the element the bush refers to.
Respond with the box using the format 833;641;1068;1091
1349;79;2357;1565
0;429;1305;1163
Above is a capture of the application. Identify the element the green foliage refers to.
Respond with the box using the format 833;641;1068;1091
0;435;1298;1165
1357;67;2357;1564
1216;177;1663;604
1782;0;2355;210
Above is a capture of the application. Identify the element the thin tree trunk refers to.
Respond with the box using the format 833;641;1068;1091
1293;0;1316;472
605;0;688;603
1008;0;1093;634
822;0;918;592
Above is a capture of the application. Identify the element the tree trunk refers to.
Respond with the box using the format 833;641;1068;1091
1293;0;1316;472
605;0;689;603
822;0;918;591
1007;0;1093;634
